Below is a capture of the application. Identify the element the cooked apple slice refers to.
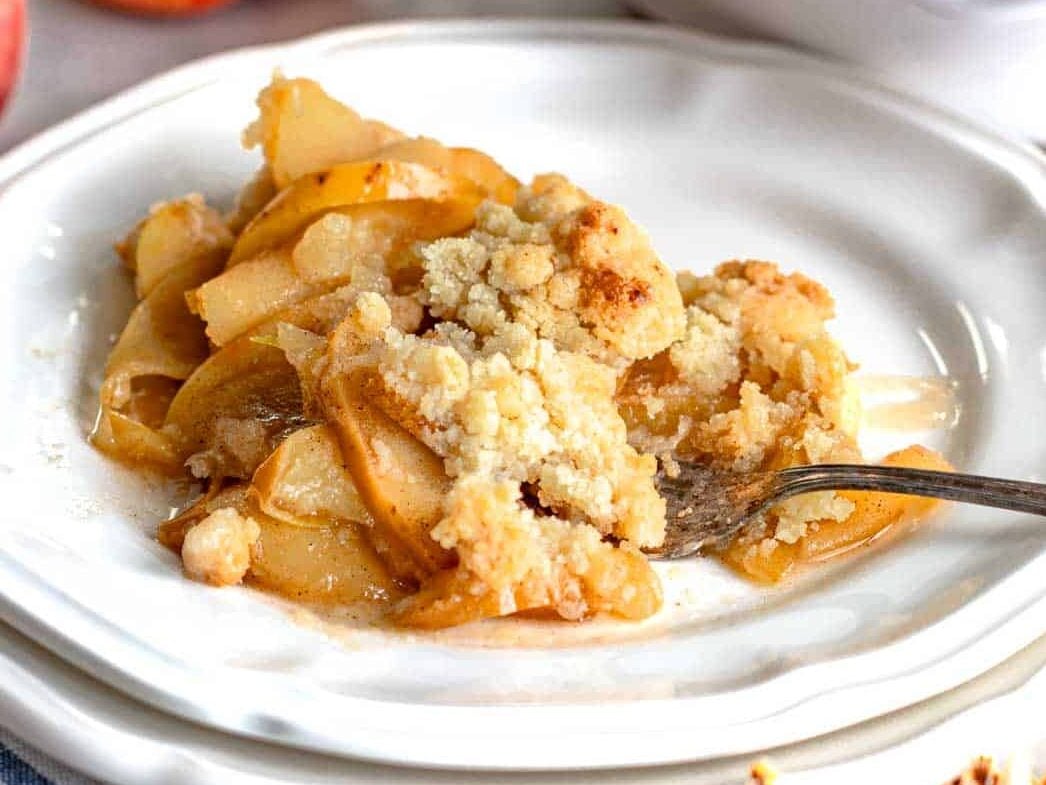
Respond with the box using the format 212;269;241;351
159;481;400;604
289;199;478;286
164;335;305;475
722;444;954;582
249;515;403;605
228;160;482;264
91;406;182;472
97;245;223;470
322;367;454;576
117;375;181;428
158;483;250;552
802;444;953;559
241;288;424;358
374;137;519;205
388;568;549;630
190;234;433;349
391;541;662;629
361;524;430;587
129;198;232;298
227;166;278;235
101;250;224;411
720;538;802;585
245;76;405;190
581;543;663;620
188;248;320;346
91;374;182;470
251;424;369;528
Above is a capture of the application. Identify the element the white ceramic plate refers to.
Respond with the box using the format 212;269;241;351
0;20;1044;771
2;620;1044;785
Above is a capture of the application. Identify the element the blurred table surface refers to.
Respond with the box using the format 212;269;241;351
0;0;630;152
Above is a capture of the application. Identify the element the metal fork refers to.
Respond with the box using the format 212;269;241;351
649;462;1046;559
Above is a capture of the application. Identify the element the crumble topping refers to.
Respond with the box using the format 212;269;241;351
374;321;665;547
181;507;260;586
419;187;685;368
306;185;684;620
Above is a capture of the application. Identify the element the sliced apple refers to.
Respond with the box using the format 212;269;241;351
720;538;802;585
158;481;400;604
361;524;430;587
251;424;369;528
244;76;405;190
581;544;663;620
101;250;224;411
249;515;403;605
164;335;304;473
228;160;482;265
389;543;661;629
227;165;278;235
189;248;319;346
802;444;953;559
322;366;454;576
91;406;182;472
388;568;547;630
158;483;250;552
130;198;232;298
289;198;478;286
374;137;519;205
722;444;954;582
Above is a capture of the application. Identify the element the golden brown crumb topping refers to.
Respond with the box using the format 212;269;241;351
375;322;666;545
181;507;260;587
420;186;685;368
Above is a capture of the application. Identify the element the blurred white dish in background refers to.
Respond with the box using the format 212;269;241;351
634;0;1046;141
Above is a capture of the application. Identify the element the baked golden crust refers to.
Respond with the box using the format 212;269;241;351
420;191;685;367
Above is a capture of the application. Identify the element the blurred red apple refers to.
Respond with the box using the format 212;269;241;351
90;0;239;16
0;0;24;114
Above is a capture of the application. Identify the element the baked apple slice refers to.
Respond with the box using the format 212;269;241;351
372;137;520;205
289;199;478;287
245;76;405;190
159;482;402;604
322;366;454;576
189;247;318;346
722;444;954;582
124;198;231;298
101;251;223;409
250;515;404;605
93;250;224;470
251;424;369;528
164;336;305;477
229;160;482;265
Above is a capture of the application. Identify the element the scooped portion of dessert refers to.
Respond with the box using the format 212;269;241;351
94;75;950;629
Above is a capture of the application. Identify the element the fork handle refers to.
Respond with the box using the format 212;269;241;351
774;464;1046;517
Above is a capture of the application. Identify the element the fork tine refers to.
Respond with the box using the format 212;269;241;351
649;462;777;559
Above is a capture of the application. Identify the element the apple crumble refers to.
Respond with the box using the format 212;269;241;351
92;75;950;628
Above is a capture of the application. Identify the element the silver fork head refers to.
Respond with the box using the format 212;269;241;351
646;461;778;559
647;458;1046;560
